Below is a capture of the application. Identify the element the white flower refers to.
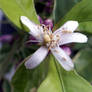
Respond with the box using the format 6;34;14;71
20;16;88;71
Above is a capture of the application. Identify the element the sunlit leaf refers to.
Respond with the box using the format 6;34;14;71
0;0;39;29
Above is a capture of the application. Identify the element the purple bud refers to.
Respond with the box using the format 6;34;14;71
38;15;53;29
46;2;52;7
61;46;71;56
43;19;53;29
0;35;13;43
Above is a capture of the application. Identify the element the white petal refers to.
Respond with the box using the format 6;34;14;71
20;16;43;41
54;21;78;34
51;47;74;71
25;46;48;69
58;33;88;45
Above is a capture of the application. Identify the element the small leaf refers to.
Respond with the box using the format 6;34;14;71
74;48;92;83
12;55;49;92
38;55;92;92
0;0;39;29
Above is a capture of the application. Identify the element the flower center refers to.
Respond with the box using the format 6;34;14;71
43;34;51;43
43;32;60;50
42;25;60;50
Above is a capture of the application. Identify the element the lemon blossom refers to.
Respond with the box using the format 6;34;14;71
20;16;88;71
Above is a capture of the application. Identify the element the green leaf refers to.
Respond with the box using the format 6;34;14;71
0;0;39;29
74;48;92;83
54;0;92;33
53;0;80;23
12;55;49;92
38;55;92;92
79;22;92;34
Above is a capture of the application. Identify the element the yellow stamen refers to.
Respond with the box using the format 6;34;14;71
43;34;51;43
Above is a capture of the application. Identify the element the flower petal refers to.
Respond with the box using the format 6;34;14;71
58;33;88;45
54;21;78;34
51;47;74;71
20;16;43;41
25;46;48;69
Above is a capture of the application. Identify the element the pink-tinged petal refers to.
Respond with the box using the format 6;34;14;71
25;46;48;69
51;46;74;71
58;33;88;45
54;21;78;34
20;16;43;41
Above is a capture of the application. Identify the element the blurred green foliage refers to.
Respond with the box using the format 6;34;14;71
74;48;92;83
